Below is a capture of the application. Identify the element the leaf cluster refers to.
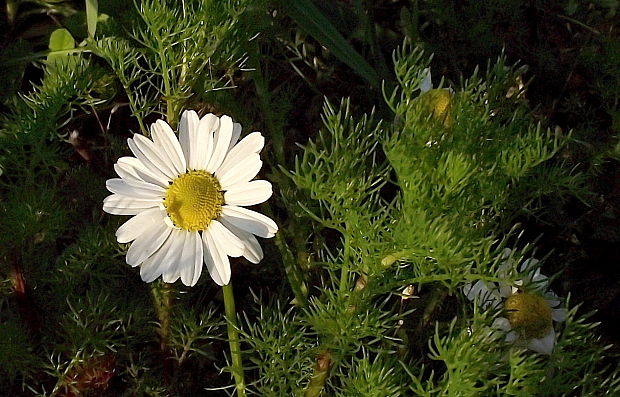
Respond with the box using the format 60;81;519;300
93;0;254;130
278;41;615;396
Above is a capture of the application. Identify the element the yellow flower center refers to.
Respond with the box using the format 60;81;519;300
504;291;553;339
417;88;454;127
163;170;224;231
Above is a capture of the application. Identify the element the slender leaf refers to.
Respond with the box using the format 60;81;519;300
280;0;380;87
86;0;98;37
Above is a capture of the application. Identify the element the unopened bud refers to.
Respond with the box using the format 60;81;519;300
416;88;454;128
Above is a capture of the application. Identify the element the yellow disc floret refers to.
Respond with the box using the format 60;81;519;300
504;291;553;339
164;170;224;231
417;88;454;127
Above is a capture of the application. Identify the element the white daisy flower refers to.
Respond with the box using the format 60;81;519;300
103;110;278;287
463;249;566;355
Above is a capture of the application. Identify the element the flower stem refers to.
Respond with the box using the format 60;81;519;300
261;202;308;308
222;282;246;397
274;229;309;307
151;281;174;384
339;236;351;292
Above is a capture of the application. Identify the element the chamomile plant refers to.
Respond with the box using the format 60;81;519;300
1;0;618;395
270;43;619;396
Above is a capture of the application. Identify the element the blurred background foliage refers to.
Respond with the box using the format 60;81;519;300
1;0;619;395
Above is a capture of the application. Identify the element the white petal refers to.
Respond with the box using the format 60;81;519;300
117;157;143;173
130;134;178;179
106;178;165;199
138;239;170;281
492;317;512;332
127;138;174;183
521;258;539;272
173;231;194;285
220;205;278;238
528;268;549;283
141;229;185;283
202;228;231;286
192;232;204;286
464;280;501;309
505;330;519;343
202;237;223;286
552;307;567;322
216;131;264;177
115;161;163;187
159;230;191;283
103;194;159;215
217;154;262;189
498;249;515;277
179;110;200;165
224;180;272;206
420;68;432;92
151;120;187;175
530;270;549;291
116;157;170;187
544;292;561;308
180;232;203;286
161;269;180;283
116;207;164;243
227;122;242;152
206;115;233;173
499;284;513;298
159;231;188;283
190;113;218;170
463;280;488;302
133;166;171;188
208;219;244;257
527;329;555;355
220;218;263;263
126;219;172;267
497;261;513;278
114;163;136;181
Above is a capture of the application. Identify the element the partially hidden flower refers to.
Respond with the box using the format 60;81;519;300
417;68;454;128
103;111;278;287
463;249;566;355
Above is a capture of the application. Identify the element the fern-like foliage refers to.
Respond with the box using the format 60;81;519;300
93;0;253;130
281;41;616;396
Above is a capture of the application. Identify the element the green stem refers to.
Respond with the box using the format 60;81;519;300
223;282;246;397
115;67;148;135
338;235;351;292
251;51;285;166
275;229;309;307
151;27;176;128
261;201;308;307
249;36;309;306
151;282;174;383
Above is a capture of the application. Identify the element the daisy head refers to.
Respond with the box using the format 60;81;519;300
103;110;278;287
463;249;566;355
